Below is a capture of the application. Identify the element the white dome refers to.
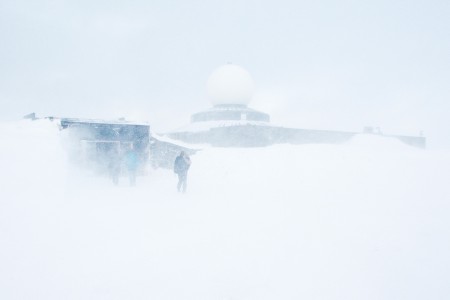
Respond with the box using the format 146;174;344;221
207;64;255;106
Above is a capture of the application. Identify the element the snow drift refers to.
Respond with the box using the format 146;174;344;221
1;120;449;300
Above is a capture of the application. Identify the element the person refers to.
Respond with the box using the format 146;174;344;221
174;151;191;193
124;144;139;186
108;147;121;186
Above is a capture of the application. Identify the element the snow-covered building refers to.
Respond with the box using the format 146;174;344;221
47;117;195;171
57;117;150;172
167;64;426;148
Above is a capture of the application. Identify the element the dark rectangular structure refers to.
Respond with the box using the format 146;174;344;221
58;118;150;173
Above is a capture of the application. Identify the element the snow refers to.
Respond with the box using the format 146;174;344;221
1;120;450;300
151;131;204;149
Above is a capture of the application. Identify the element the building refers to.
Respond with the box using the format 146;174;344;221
167;64;426;148
58;117;150;172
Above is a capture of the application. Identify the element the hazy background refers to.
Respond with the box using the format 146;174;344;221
1;0;449;148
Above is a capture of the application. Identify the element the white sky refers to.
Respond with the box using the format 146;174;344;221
0;0;449;148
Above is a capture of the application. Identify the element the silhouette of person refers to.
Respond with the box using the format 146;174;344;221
173;151;191;193
124;144;139;186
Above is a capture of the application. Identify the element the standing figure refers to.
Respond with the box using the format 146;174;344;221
174;151;191;193
125;144;139;186
108;147;121;186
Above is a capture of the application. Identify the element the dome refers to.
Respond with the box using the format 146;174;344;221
207;64;255;106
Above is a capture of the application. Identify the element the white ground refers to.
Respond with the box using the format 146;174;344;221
1;120;450;300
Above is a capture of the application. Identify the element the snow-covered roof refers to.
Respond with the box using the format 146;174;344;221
199;105;262;113
151;132;205;149
58;117;150;127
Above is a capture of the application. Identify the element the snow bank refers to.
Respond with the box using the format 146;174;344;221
1;120;449;300
0;120;67;193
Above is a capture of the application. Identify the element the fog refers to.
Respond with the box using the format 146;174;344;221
1;0;449;148
1;1;450;299
1;120;450;299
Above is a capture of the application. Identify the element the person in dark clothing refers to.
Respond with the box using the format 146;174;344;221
174;151;191;193
108;148;121;186
125;144;139;186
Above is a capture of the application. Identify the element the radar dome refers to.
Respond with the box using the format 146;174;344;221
207;64;255;106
